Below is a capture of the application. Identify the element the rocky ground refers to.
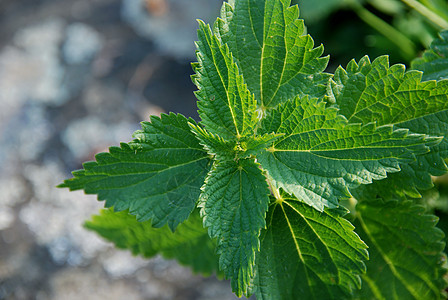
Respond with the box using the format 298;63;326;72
0;0;245;299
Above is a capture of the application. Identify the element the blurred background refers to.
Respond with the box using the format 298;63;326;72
0;0;447;299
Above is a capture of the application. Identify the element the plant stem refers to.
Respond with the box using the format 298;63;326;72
348;0;417;60
400;0;448;30
267;178;282;202
348;197;358;214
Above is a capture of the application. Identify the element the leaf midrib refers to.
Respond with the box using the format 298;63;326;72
204;39;241;138
280;202;314;294
263;4;287;108
357;212;426;299
284;200;341;268
347;69;448;127
282;200;339;297
269;147;409;162
90;156;208;176
361;215;439;296
258;0;266;107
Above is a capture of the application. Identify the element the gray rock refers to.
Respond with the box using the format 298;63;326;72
63;23;103;65
121;0;222;59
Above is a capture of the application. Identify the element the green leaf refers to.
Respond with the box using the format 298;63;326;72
199;159;270;296
353;153;447;201
189;122;236;160
214;0;331;109
59;113;210;230
254;193;368;299
412;30;448;81
189;121;283;160
330;55;448;194
330;55;448;127
85;209;221;276
238;132;284;158
257;96;435;211
354;200;447;300
193;20;258;140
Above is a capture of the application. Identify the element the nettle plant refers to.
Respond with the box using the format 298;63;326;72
60;0;448;299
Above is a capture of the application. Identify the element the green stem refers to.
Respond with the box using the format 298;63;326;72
348;0;417;60
400;0;448;30
348;197;358;215
267;178;282;202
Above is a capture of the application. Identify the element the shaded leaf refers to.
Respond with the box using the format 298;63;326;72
354;199;447;300
254;193;368;299
412;30;448;81
85;209;221;276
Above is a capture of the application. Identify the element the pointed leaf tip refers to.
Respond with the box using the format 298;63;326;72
257;96;432;210
61;113;210;230
254;193;368;299
199;159;270;296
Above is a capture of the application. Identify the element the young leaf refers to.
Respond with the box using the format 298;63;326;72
254;193;368;299
257;96;436;210
199;159;270;296
189;122;236;160
189;121;283;160
85;209;221;276
412;30;448;81
59;113;210;230
330;55;448;194
354;200;447;300
214;0;331;109
238;133;284;158
193;20;258;140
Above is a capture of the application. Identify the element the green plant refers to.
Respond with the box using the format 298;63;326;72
294;0;448;64
60;0;448;298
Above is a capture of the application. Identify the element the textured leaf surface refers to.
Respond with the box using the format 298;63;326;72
214;0;330;109
330;55;448;195
257;96;434;210
254;194;368;299
59;113;210;230
193;20;258;140
412;30;448;81
238;133;284;158
330;55;448;127
190;122;282;160
85;209;221;276
189;122;236;160
199;159;270;296
354;200;447;300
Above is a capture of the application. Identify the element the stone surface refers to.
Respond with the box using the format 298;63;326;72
0;0;244;299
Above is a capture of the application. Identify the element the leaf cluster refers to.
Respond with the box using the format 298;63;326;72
60;1;448;299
